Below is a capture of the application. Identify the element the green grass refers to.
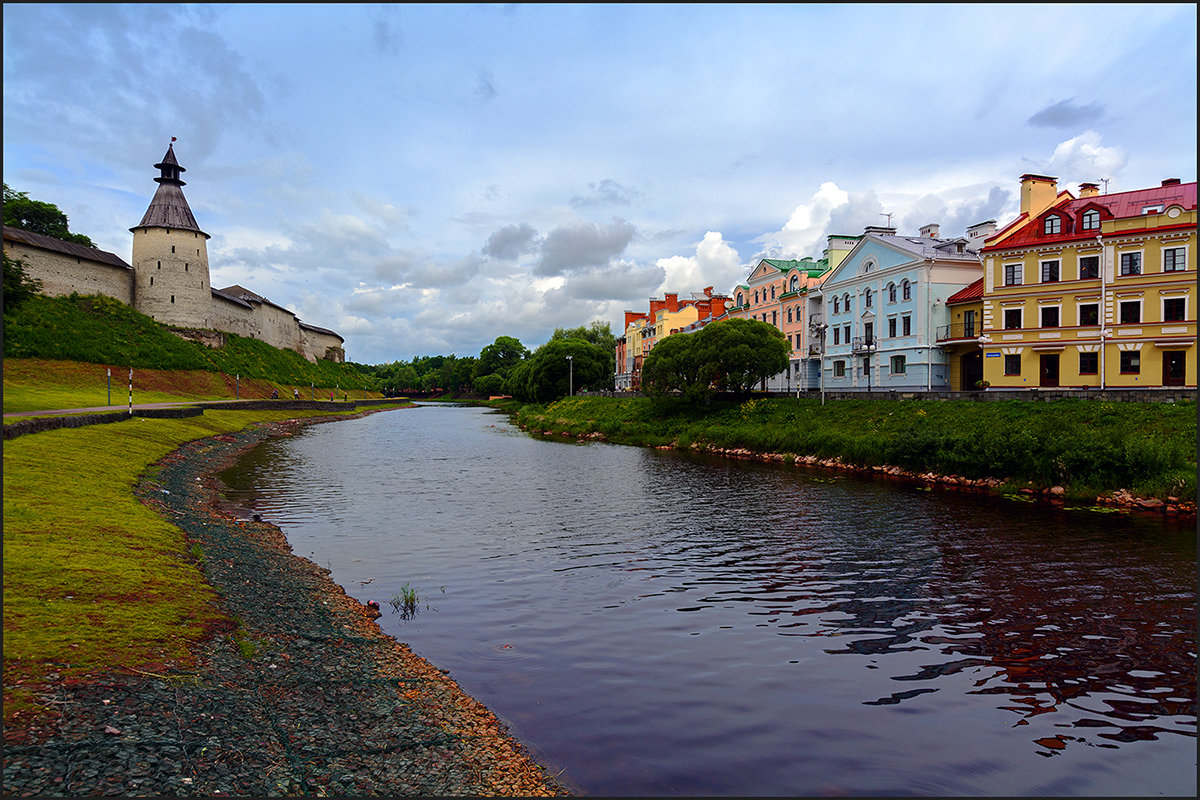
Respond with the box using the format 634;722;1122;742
1;406;371;727
507;395;1197;502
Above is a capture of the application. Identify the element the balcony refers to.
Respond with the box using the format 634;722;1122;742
936;322;978;342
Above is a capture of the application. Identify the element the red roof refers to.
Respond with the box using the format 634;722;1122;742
946;277;983;304
988;181;1196;249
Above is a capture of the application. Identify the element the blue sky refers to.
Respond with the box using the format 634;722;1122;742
4;3;1196;365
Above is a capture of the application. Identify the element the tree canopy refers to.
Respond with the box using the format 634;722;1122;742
3;184;95;248
640;316;789;401
505;337;610;403
3;252;43;315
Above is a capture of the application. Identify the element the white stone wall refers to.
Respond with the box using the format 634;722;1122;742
130;228;212;328
5;241;134;304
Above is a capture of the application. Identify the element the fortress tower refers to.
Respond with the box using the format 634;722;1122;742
130;143;213;328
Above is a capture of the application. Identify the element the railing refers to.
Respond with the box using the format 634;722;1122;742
936;322;978;341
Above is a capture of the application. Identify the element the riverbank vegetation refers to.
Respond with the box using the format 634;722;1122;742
503;395;1197;504
2;405;397;729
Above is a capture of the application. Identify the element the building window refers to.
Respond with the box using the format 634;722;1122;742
963;309;976;337
864;322;874;344
771;286;776;299
1163;298;1186;322
888;318;897;338
1078;303;1099;326
1004;354;1021;375
1079;352;1098;374
1081;209;1100;231
1119;252;1142;275
1040;306;1060;328
861;356;870;375
787;307;793;323
170;295;175;304
890;355;906;374
844;325;851;343
833;360;846;377
864;289;873;308
832;297;840;314
888;283;897;303
1079;255;1099;280
1163;247;1186;272
184;263;188;272
157;261;161;269
1119;351;1140;374
1040;260;1060;282
902;315;911;336
1004;308;1022;330
833;328;840;345
772;311;777;326
1119;301;1140;324
843;294;851;310
754;291;759;304
150;276;153;286
790;275;799;292
1004;263;1023;286
171;245;176;253
1044;215;1061;235
902;280;911;300
737;292;744;306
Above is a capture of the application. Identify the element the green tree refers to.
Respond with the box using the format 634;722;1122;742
640;332;706;401
3;252;43;315
693;317;790;395
551;320;617;354
475;335;528;379
3;184;95;247
508;338;610;402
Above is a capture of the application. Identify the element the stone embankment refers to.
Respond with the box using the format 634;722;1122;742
527;427;1197;520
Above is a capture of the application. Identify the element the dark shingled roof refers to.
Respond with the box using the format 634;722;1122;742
210;287;254;309
298;321;344;341
218;284;296;316
130;144;208;236
2;225;132;270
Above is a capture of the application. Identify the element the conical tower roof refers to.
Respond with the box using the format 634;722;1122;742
131;142;208;237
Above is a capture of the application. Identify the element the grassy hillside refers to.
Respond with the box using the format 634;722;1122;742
4;293;378;394
505;395;1198;503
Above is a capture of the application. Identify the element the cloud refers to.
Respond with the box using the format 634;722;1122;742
535;218;635;276
1047;131;1127;180
753;182;850;259
569;179;641;208
482;222;538;260
655;231;743;294
558;259;666;302
475;68;498;102
1027;98;1105;129
899;185;1013;238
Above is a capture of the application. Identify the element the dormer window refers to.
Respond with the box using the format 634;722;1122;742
789;275;799;292
1081;209;1100;230
1142;205;1164;215
736;292;744;306
1044;215;1061;235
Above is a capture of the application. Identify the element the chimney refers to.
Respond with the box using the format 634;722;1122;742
703;286;714;298
1162;178;1181;186
1019;174;1058;216
967;220;997;241
919;223;940;239
1079;182;1099;198
863;225;897;237
665;293;679;312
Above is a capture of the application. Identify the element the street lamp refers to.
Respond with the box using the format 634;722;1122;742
809;321;828;406
566;355;574;396
864;340;877;392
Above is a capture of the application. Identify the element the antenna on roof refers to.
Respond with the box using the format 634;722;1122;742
1099;177;1109;194
881;212;893;228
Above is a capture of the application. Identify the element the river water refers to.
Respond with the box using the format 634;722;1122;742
217;403;1196;796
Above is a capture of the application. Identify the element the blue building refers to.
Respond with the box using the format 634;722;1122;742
808;221;993;392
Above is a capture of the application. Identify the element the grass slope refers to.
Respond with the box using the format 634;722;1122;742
2;407;383;728
507;395;1198;502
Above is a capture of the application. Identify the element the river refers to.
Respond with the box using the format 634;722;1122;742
217;403;1196;796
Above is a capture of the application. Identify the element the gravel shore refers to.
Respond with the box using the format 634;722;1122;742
2;410;571;797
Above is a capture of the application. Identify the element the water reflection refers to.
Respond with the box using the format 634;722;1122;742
218;405;1196;796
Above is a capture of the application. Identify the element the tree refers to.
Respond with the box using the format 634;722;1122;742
640;332;704;400
475;335;528;379
3;184;95;247
2;251;43;315
507;338;610;403
550;320;616;355
692;317;790;395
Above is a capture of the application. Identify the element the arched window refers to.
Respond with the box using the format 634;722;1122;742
770;286;776;299
864;288;873;308
790;275;799;292
902;280;911;300
843;293;851;310
754;291;759;304
1044;215;1061;235
1081;209;1100;231
888;283;896;303
787;307;793;323
737;292;744;306
832;297;840;314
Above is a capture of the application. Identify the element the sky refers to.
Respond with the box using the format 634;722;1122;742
3;3;1196;365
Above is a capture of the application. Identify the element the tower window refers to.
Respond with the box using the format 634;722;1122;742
171;295;175;303
150;276;154;285
171;245;175;253
185;264;188;271
157;261;161;269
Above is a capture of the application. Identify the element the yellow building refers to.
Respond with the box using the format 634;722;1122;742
979;175;1196;390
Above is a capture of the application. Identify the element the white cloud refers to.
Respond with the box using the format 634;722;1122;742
654;231;744;294
754;182;850;260
1047;131;1127;182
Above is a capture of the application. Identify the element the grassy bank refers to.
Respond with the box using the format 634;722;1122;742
1;404;400;728
503;395;1197;503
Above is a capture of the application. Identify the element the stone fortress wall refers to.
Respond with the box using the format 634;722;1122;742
3;144;345;363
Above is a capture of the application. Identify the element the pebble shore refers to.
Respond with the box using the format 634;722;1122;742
3;410;570;797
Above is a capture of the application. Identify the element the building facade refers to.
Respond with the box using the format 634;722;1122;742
979;175;1196;389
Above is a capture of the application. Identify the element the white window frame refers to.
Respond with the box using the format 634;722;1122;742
1078;254;1100;280
1163;246;1187;272
890;355;906;374
1003;263;1023;286
1076;301;1100;327
1119;251;1143;276
1118;299;1142;325
1044;215;1061;235
1081;209;1100;231
1039;304;1061;329
1040;259;1060;283
1162;296;1187;323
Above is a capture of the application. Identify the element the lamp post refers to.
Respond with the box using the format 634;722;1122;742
865;340;877;392
566;355;574;396
809;321;828;406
